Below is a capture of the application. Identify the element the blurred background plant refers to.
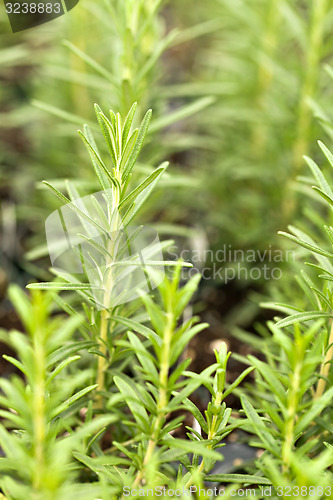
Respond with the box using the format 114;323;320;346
0;103;262;496
3;0;333;323
228;141;333;498
2;0;333;496
0;285;113;500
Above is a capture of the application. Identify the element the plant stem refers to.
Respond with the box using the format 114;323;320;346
133;308;174;486
96;308;110;407
33;321;46;490
282;340;302;474
251;0;280;159
184;389;223;489
283;0;328;222
96;177;121;407
292;0;328;173
315;321;333;399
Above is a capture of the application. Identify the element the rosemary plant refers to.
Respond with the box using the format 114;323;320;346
24;0;216;274
185;0;333;252
236;142;333;498
27;102;175;404
1;104;258;497
0;286;112;499
3;1;333;496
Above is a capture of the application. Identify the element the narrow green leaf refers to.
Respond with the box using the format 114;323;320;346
95;105;117;168
74;452;130;471
77;233;112;259
184;398;208;434
171;323;208;365
2;356;26;376
276;311;333;328
140;292;165;337
205;474;271;484
43;181;108;236
8;284;33;333
27;282;99;291
295;386;333;435
122;102;137;147
223;366;255;399
42;180;70;204
278;231;333;259
110;315;162;346
136;30;177;84
304;155;333;199
241;395;279;457
51;384;98;418
63;41;119;87
162;437;221;460
78;130;119;191
168;358;192;387
159;448;189;464
318;141;333;170
119;128;139;172
127;332;159;384
289;225;333;273
149;97;215;134
33;100;96;128
312;186;333;209
119;162;168;208
83;124;114;200
123;109;152;180
0;425;24;459
46;356;80;385
47;341;96;366
121;171;165;226
260;302;303;315
175;272;201;319
114;376;149;428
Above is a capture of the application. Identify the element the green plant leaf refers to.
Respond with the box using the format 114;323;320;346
278;231;333;259
122;102;138;147
119;163;167;208
205;474;271;484
276;311;333;328
51;385;98;419
241;395;280;457
162;437;221;460
123;109;152;181
27;282;100;291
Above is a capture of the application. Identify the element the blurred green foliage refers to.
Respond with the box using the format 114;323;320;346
1;1;333;497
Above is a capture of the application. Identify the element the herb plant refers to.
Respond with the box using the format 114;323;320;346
2;1;333;499
236;142;333;498
0;105;257;498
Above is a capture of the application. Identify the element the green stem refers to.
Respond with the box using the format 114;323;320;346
282;0;328;222
96;309;110;407
133;309;174;486
184;389;223;490
315;321;333;400
33;326;46;491
252;0;280;158
292;0;328;173
119;1;161;117
282;340;302;474
96;178;122;407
